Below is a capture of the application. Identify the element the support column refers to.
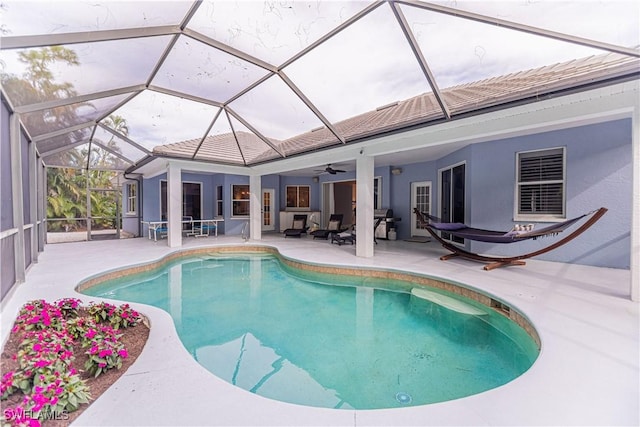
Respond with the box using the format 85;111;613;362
29;140;38;262
86;169;91;241
10;114;25;283
356;155;374;258
250;174;262;241
38;160;46;250
631;104;639;302
166;162;182;248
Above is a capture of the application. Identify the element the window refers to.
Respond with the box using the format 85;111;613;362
440;163;465;243
516;147;565;219
160;181;202;220
374;177;382;210
286;185;310;209
216;185;223;217
232;184;250;217
125;182;137;215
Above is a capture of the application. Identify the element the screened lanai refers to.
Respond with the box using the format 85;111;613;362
3;0;639;168
1;1;639;301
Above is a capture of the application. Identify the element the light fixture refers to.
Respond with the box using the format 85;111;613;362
391;167;402;175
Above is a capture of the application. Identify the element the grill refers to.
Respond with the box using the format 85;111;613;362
374;209;400;240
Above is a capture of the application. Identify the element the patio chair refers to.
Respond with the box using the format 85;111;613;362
182;216;194;236
283;214;308;238
151;223;167;241
310;214;344;240
331;225;356;246
413;207;607;270
191;220;217;237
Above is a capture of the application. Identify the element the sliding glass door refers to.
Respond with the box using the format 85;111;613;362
160;181;202;220
439;163;465;244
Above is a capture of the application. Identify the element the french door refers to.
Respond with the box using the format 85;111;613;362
410;181;431;237
439;163;466;243
262;189;275;231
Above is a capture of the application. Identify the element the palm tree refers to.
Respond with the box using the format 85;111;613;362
3;47;131;233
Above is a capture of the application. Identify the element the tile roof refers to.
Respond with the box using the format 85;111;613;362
154;51;639;165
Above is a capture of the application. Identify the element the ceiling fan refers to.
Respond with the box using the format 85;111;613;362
315;164;346;175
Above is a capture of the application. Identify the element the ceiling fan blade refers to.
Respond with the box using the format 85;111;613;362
333;169;346;173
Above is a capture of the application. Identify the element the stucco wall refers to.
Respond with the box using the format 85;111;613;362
135;119;631;268
389;119;631;269
464;119;632;268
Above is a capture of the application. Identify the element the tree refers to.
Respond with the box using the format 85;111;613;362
3;46;129;233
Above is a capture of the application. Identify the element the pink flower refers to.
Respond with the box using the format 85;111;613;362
89;345;99;355
118;349;128;358
98;362;106;368
98;349;112;358
85;328;97;339
34;359;50;368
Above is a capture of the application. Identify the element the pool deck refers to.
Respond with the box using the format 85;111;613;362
1;234;638;426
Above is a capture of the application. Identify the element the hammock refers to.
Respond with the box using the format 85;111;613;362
413;207;607;270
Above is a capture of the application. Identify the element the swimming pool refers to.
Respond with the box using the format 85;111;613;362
80;249;539;410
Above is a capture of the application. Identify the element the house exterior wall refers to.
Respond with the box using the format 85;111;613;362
464;119;632;268
388;118;631;269
134;119;631;268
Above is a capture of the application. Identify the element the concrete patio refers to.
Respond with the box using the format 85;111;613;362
1;234;638;426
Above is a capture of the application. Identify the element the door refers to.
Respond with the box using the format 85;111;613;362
262;189;275;231
161;181;202;220
88;188;120;241
410;181;431;237
440;162;466;243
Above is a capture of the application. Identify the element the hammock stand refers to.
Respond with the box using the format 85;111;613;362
413;207;608;270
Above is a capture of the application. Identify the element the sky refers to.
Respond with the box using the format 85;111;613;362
1;0;638;160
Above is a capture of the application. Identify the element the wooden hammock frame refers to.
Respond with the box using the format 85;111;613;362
413;207;608;270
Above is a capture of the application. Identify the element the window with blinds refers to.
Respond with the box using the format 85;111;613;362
516;147;565;218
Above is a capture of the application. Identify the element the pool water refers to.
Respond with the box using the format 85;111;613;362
82;253;539;409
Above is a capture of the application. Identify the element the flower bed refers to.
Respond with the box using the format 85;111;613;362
1;299;148;427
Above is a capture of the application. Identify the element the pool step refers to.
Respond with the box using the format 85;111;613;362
411;288;487;316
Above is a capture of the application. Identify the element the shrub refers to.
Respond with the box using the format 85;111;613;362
82;324;128;377
87;302;142;330
2;298;142;424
